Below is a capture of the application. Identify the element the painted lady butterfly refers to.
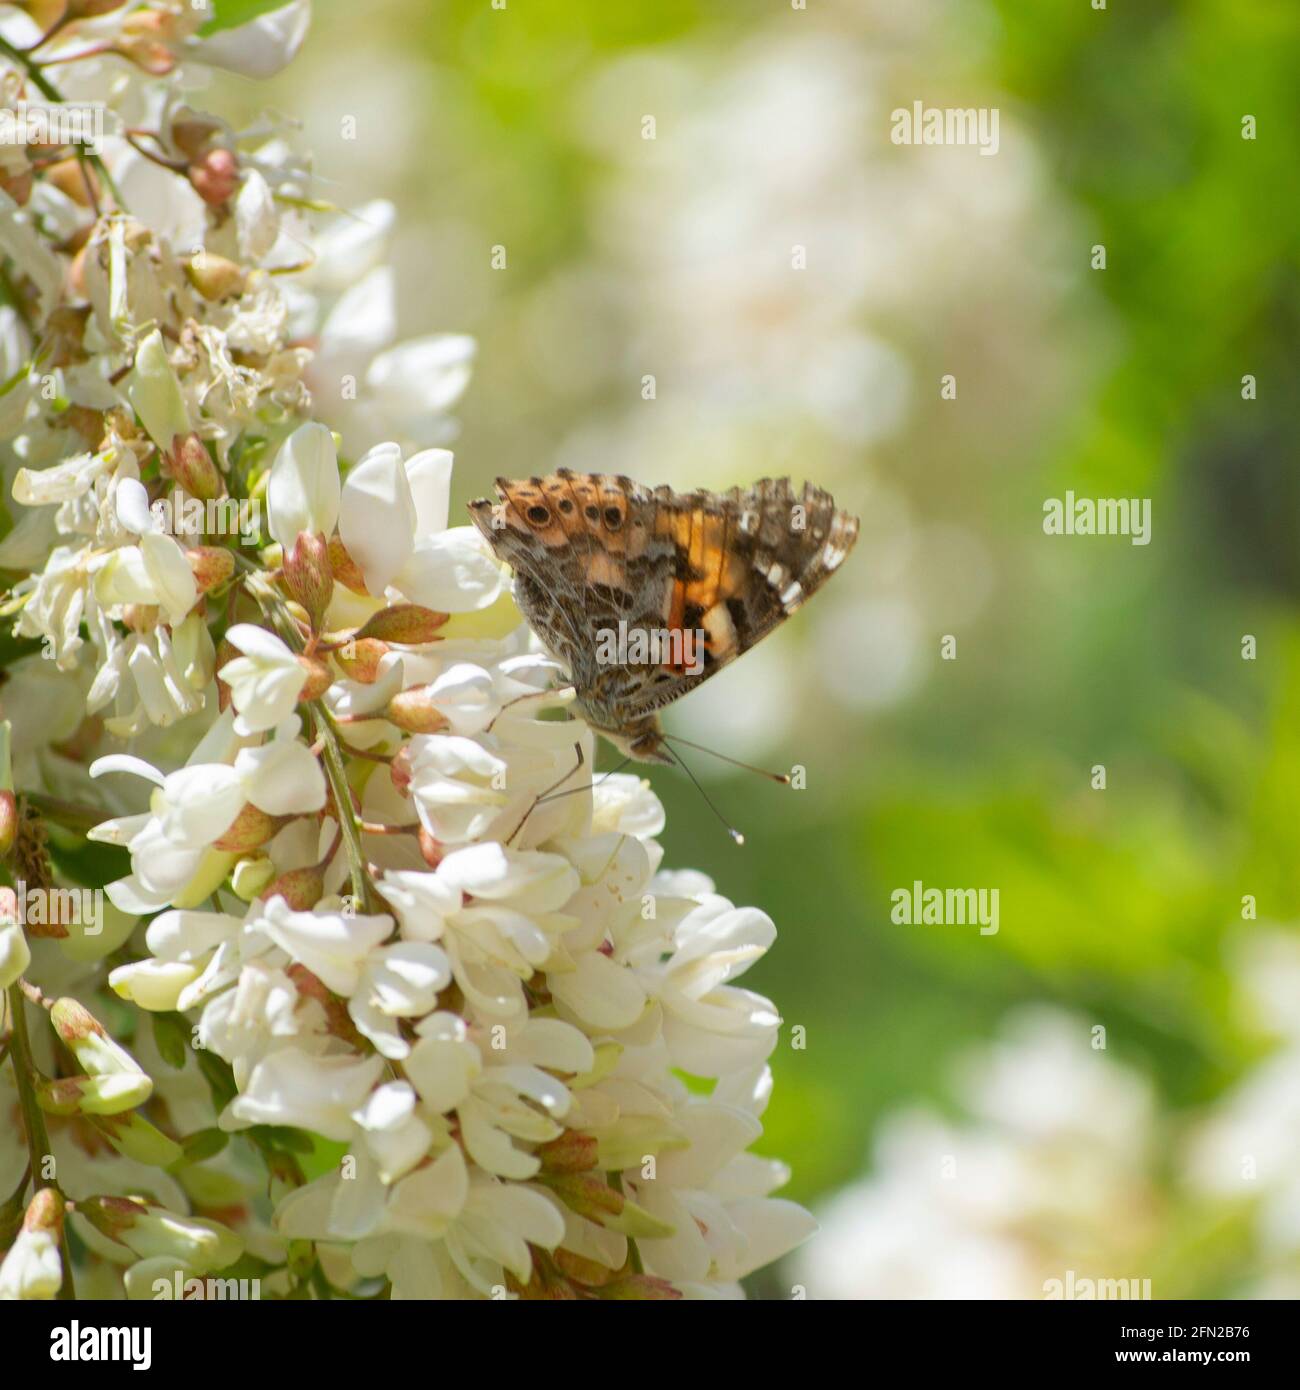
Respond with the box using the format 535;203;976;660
469;472;858;764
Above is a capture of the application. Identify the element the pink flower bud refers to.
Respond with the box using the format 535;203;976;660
327;535;370;595
284;532;334;632
334;637;386;684
354;603;448;646
165;433;220;502
212;802;286;853
261;864;325;911
385;686;449;735
296;654;333;702
186;545;235;594
189;148;239;206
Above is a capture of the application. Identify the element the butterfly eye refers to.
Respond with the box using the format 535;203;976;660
603;506;623;530
526;505;550;525
584;505;600;521
558;499;574;513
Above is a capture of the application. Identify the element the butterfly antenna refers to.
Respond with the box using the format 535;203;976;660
534;756;634;807
662;734;790;784
507;743;585;845
667;745;745;846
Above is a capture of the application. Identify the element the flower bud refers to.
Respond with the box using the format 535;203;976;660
539;1173;674;1238
0;790;17;858
355;603;448;645
0;166;32;205
215;637;237;712
127;329;189;454
0;916;31;990
184;250;246;302
37;1070;153;1117
78;1196;243;1275
385;686;449;735
190;149;239;205
171;114;222;162
0;1190;64;1301
115;8;178;74
50;997;145;1077
334;636;386;683
186;544;235;594
213;802;285;853
89;1111;185;1167
296;654;333;702
231;856;276;901
417;825;443;869
537;1130;599;1174
327;535;369;595
44;156;100;208
107;958;200;1012
166;434;220;502
389;745;414;796
261;864;325;911
284;532;333;632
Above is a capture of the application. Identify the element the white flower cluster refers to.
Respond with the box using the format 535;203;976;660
0;1;811;1299
796;1008;1160;1300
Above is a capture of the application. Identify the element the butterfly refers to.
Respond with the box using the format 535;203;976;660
467;471;859;764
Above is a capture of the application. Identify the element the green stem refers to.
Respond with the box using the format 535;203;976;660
5;982;75;1299
235;557;376;912
314;707;371;911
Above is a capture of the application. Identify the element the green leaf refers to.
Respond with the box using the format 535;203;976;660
196;1048;238;1112
152;1012;191;1071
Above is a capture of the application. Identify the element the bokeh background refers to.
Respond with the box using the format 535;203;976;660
218;0;1300;1297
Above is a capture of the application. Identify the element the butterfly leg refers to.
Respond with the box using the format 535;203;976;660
505;741;585;846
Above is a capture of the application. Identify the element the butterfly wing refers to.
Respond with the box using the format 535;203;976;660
467;473;859;716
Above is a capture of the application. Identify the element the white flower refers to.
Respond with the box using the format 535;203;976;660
351;1082;434;1185
338;442;501;610
796;1009;1157;1300
189;0;313;79
407;735;509;844
406;1014;592;1179
348;941;452;1059
220;625;309;735
255;897;393;998
0;1223;61;1301
226;1047;386;1140
307;264;475;455
266;421;341;549
0;920;31;991
126;329;189;451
